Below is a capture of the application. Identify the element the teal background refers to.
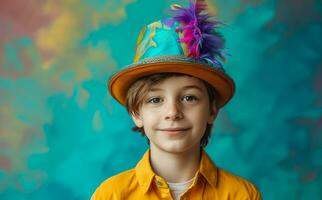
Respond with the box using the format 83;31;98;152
0;0;321;199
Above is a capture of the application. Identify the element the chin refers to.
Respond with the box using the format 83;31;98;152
158;142;197;154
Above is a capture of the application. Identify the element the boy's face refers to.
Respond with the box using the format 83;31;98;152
131;75;217;154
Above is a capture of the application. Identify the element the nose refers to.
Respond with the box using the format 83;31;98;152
164;100;183;121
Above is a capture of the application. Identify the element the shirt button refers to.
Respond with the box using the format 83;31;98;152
156;180;163;187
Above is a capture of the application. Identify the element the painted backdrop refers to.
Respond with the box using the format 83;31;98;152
0;0;321;199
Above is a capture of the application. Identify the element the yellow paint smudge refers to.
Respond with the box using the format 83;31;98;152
93;110;103;131
77;88;89;108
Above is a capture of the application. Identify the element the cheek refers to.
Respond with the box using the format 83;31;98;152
190;106;211;126
141;111;159;127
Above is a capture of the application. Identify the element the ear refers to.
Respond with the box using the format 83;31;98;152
131;113;143;128
207;103;218;124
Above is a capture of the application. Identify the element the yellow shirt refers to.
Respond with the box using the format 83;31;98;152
91;149;262;200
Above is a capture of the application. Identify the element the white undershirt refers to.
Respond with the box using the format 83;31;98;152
167;178;194;200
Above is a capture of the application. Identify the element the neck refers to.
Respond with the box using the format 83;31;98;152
149;145;201;183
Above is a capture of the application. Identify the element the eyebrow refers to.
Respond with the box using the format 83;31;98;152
148;85;203;92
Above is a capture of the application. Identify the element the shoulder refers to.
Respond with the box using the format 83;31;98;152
216;167;262;199
91;169;136;200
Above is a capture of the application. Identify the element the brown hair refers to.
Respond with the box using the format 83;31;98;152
125;73;219;147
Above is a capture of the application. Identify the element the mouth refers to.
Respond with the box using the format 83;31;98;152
157;127;190;136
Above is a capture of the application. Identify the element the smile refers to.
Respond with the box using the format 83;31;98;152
157;128;190;136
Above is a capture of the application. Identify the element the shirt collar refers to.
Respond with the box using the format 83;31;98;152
135;150;155;194
135;149;218;194
199;149;218;187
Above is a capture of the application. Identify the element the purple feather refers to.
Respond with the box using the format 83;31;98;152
171;0;226;66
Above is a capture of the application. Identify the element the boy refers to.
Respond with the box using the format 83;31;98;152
92;1;262;199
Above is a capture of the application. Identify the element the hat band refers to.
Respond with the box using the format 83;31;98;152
128;55;225;73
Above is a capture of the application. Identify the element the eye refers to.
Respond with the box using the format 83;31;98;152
147;97;163;104
182;95;198;102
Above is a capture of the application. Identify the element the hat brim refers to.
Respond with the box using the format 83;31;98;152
108;62;235;108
